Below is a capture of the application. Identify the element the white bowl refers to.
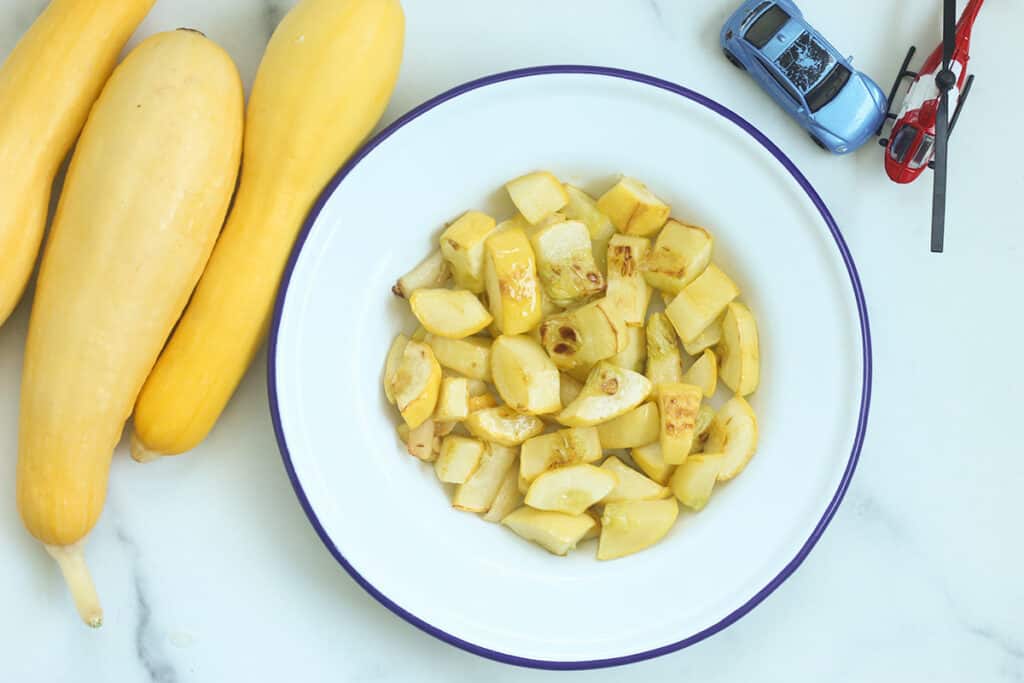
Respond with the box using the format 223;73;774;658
268;66;871;669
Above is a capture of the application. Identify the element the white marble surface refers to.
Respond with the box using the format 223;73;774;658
1;0;1022;680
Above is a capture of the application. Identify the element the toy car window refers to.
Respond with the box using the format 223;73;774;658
756;57;801;104
909;134;935;169
745;6;789;48
888;126;917;164
805;63;850;112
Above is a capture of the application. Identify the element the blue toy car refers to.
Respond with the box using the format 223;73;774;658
721;0;886;153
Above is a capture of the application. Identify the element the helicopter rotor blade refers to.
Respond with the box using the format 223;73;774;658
931;87;949;253
942;0;955;67
931;0;957;253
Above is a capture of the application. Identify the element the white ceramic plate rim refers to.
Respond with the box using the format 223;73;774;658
267;65;872;670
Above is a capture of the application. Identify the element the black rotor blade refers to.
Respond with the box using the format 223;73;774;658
943;0;956;67
932;0;957;253
931;89;949;253
948;73;974;136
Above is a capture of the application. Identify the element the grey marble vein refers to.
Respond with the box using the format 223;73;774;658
646;0;664;24
847;490;912;543
851;492;1023;679
643;0;681;43
952;609;1024;683
115;525;179;683
963;622;1024;661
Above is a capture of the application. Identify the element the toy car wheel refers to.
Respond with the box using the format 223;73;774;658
809;133;828;151
723;48;745;71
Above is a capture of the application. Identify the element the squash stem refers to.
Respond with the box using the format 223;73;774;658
45;542;103;627
129;431;162;463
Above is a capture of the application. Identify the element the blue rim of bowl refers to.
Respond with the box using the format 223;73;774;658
267;65;872;670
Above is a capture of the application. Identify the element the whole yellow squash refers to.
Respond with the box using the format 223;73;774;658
0;0;154;328
17;29;244;626
132;0;405;460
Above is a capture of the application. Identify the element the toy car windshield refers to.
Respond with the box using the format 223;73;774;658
745;5;789;48
805;63;851;112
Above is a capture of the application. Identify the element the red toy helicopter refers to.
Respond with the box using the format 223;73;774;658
878;0;984;252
